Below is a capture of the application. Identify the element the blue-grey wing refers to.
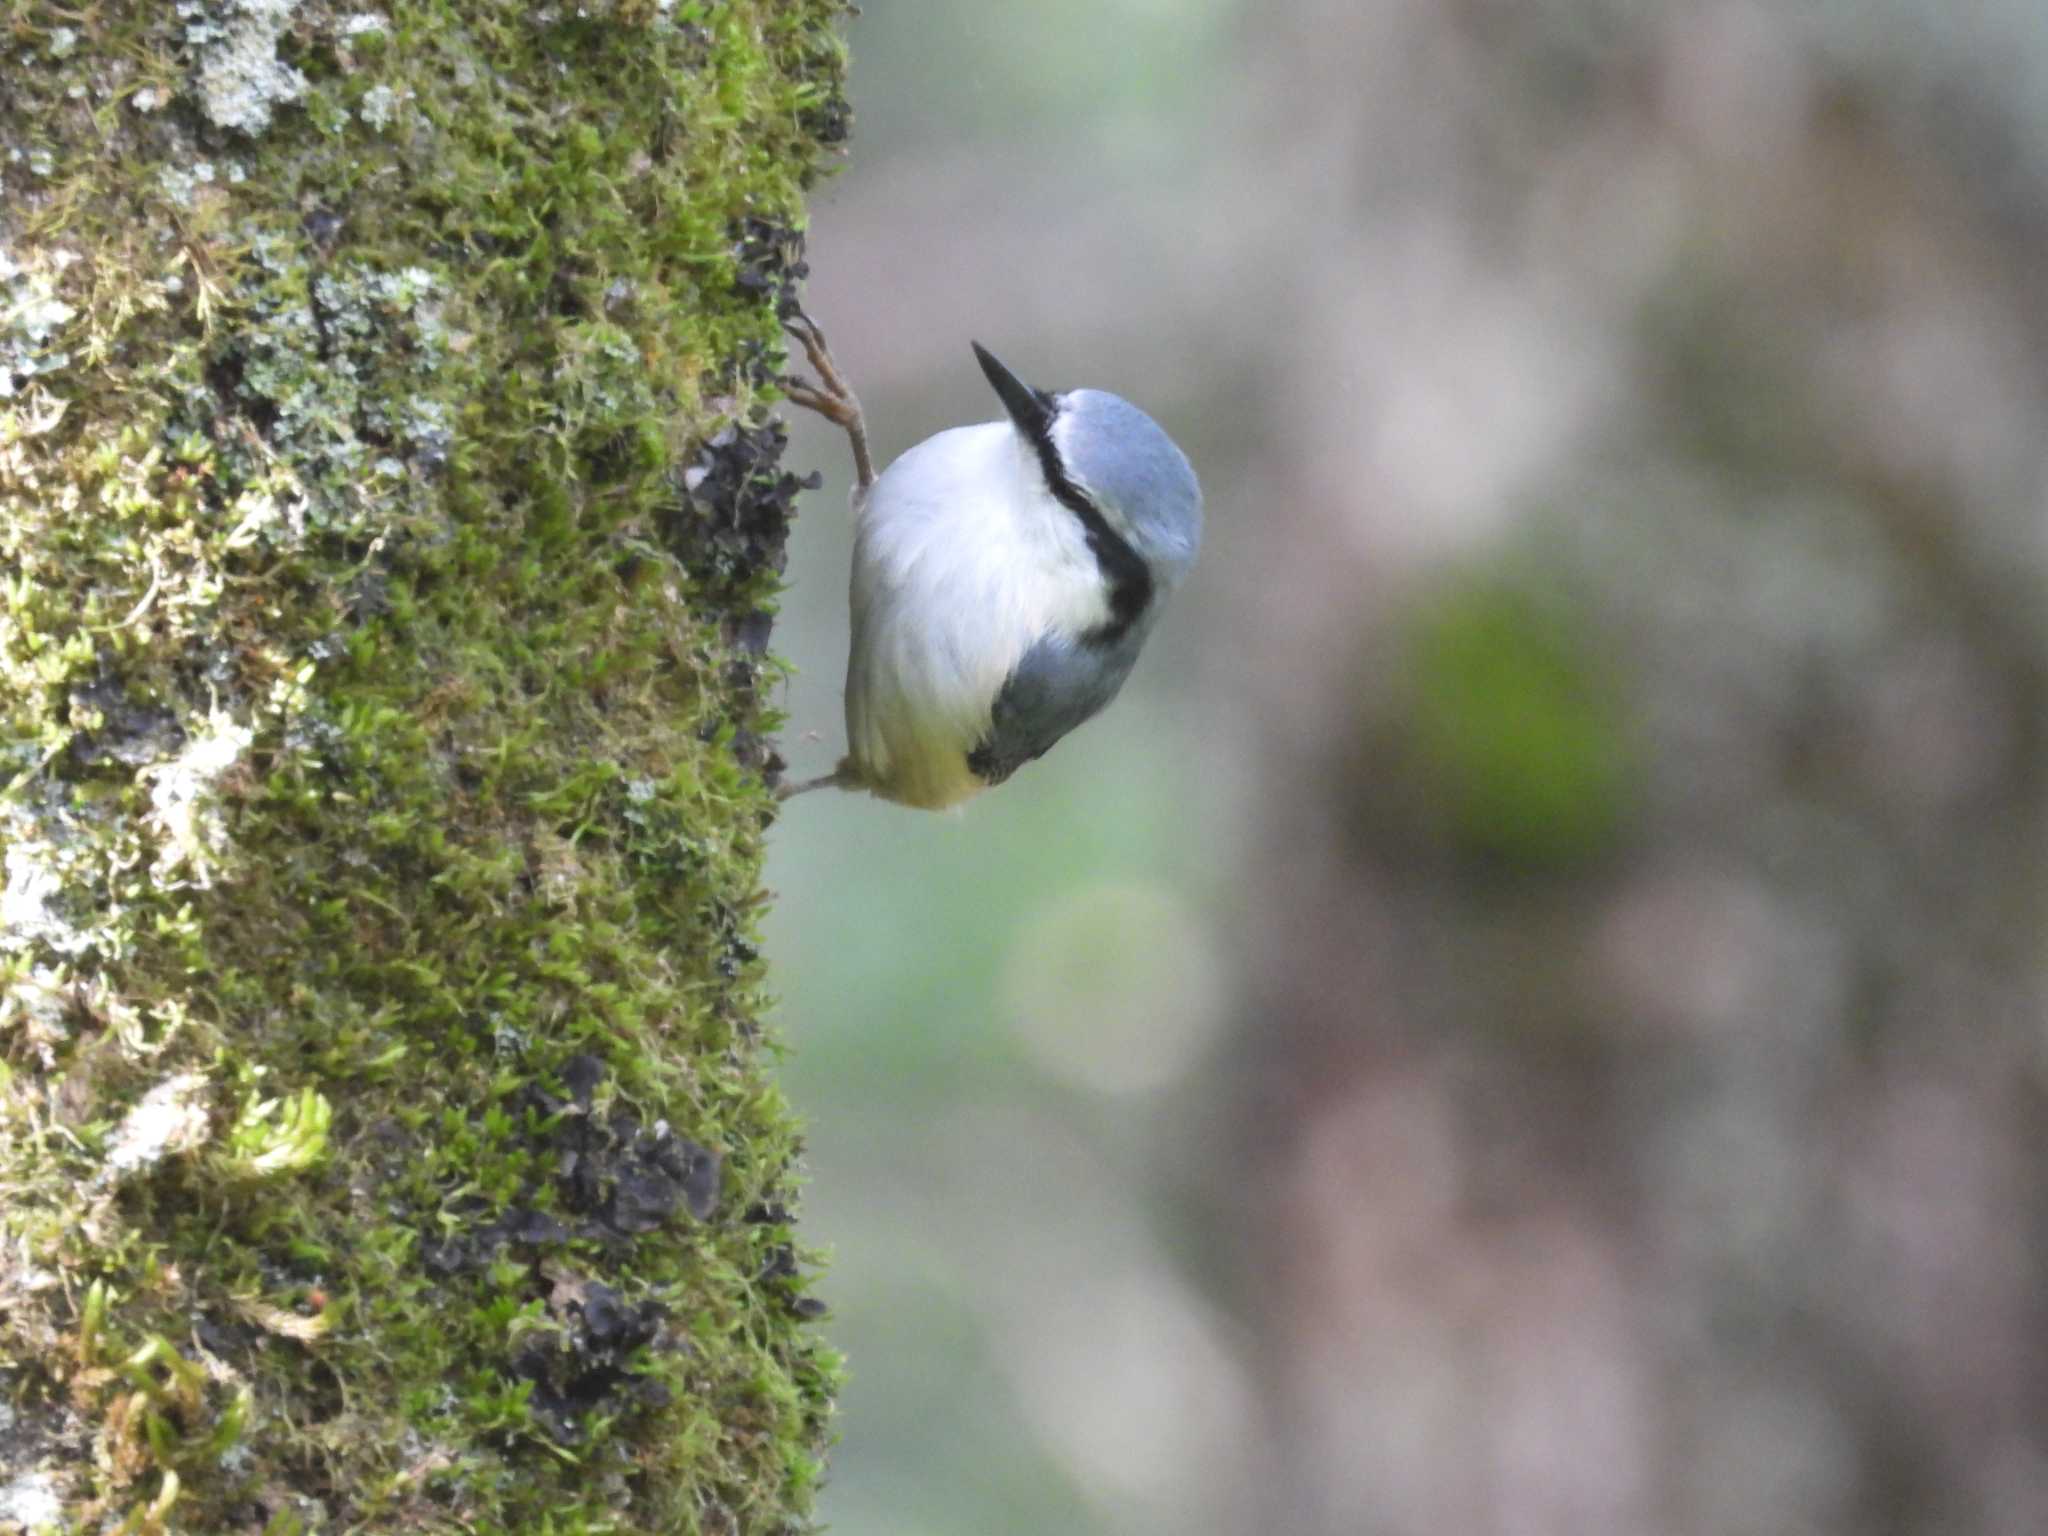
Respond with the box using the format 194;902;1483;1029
967;630;1143;786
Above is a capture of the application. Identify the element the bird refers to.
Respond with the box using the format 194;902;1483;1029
775;313;1202;810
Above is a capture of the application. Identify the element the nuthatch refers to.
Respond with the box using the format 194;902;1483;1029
777;314;1202;810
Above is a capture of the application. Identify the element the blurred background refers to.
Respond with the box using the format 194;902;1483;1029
762;2;2048;1533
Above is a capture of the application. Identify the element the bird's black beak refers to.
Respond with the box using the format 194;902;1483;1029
972;342;1057;439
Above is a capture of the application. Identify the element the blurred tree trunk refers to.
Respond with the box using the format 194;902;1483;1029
0;3;846;1531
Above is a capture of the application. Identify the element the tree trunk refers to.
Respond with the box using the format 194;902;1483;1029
0;3;847;1530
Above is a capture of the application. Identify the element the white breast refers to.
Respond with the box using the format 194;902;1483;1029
844;422;1107;809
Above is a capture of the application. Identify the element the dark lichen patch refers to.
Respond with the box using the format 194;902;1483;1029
577;1112;724;1233
507;1275;670;1445
732;215;813;321
1;0;851;1531
423;1059;725;1269
664;418;821;604
62;675;187;775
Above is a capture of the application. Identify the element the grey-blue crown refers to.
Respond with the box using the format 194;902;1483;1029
1057;389;1203;585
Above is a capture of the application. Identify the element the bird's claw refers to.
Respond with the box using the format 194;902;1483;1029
780;310;875;488
779;378;857;429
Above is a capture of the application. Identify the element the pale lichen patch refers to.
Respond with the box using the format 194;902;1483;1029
0;964;72;1059
179;0;309;135
359;82;405;130
104;1071;213;1177
0;826;103;961
0;245;79;399
1;844;69;952
143;711;253;887
0;1469;65;1530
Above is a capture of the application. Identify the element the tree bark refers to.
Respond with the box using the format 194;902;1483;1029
0;3;847;1531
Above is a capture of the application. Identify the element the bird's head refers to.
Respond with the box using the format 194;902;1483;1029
972;343;1203;592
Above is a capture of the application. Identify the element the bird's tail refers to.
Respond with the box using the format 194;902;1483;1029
775;759;860;802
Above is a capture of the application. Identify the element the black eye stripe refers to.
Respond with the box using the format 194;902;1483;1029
1026;400;1153;644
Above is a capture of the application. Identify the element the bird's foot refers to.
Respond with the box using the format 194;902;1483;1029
775;758;861;802
781;311;875;489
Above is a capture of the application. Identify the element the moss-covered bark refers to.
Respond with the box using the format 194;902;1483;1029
0;3;847;1531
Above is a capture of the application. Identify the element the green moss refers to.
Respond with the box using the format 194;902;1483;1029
1;2;849;1531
